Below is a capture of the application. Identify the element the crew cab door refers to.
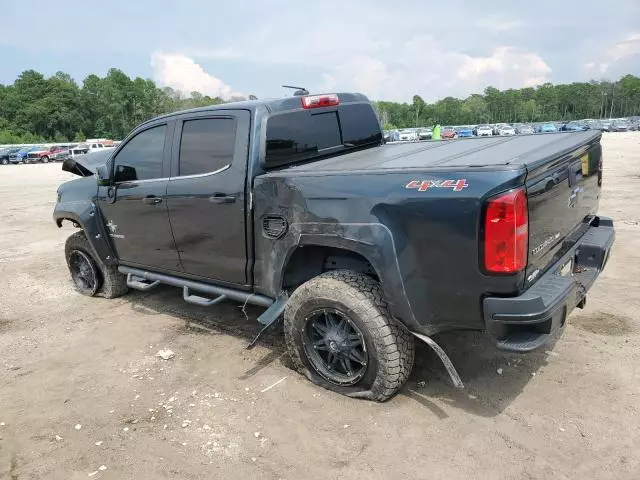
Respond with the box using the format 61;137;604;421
97;122;181;271
166;110;250;285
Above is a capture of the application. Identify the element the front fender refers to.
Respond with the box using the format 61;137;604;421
255;221;421;333
54;200;117;266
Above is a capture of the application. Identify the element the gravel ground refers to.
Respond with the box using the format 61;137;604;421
1;133;639;480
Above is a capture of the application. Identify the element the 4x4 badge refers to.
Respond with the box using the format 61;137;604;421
406;179;469;192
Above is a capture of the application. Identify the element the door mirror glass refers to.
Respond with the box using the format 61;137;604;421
114;165;138;182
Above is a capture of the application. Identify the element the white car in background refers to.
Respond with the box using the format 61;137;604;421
397;129;418;141
70;142;114;158
498;125;516;136
476;125;493;136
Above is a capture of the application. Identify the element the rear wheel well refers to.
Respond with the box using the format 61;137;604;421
282;246;378;290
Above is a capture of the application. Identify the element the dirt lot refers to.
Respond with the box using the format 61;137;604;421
1;133;639;480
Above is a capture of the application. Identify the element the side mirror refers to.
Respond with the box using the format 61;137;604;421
96;164;111;185
114;165;138;183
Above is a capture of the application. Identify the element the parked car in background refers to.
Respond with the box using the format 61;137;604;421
49;145;73;162
561;121;589;132
516;124;535;135
455;126;474;138
536;123;558;133
475;124;493;136
441;126;456;139
498;125;516;136
493;123;509;135
610;120;630;132
0;147;21;165
9;146;41;164
418;128;432;140
600;121;612;132
630;120;640;131
26;145;54;163
397;129;418;141
586;120;603;131
72;142;114;157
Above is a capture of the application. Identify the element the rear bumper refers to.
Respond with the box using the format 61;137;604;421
483;217;615;352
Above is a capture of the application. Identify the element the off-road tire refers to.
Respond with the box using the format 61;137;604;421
64;231;128;298
284;270;414;402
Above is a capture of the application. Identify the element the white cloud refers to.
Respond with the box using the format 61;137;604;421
457;47;552;88
150;52;243;100
311;42;551;101
608;32;640;61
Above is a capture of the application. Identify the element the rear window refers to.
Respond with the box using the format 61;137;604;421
265;103;382;168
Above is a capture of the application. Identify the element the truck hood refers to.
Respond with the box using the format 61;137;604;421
62;150;113;177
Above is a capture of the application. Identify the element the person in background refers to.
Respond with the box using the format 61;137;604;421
432;123;441;140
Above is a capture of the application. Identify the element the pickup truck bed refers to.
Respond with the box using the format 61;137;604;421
280;131;600;172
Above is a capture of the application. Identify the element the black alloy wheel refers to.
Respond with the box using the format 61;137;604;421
302;308;368;386
68;250;100;295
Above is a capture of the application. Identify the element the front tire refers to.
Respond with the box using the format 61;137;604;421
41;156;49;163
65;231;128;298
284;270;414;401
1;158;7;165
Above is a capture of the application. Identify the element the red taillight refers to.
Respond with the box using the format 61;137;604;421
301;94;340;109
483;188;528;273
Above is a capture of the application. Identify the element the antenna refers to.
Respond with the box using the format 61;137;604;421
282;85;309;96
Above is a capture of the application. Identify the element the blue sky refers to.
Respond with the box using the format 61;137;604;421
1;0;639;102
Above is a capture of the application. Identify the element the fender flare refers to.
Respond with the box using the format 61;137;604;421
53;200;117;266
263;222;420;332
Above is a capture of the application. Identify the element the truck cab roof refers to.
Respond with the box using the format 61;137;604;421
138;93;372;127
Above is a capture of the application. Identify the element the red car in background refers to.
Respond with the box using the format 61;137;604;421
441;126;457;139
25;145;72;163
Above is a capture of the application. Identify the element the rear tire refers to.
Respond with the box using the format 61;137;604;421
284;270;414;402
65;231;128;298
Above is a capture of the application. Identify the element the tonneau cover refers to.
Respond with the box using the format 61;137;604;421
275;131;600;173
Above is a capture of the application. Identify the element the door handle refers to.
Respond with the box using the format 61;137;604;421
209;194;236;204
142;196;162;205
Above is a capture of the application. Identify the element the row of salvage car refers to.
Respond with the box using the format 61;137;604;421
0;141;119;165
385;117;639;142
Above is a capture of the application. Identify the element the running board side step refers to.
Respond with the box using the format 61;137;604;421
118;266;274;308
183;287;227;307
127;273;160;291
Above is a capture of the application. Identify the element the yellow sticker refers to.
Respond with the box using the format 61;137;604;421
581;154;589;176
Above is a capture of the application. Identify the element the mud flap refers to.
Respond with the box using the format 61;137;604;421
412;332;464;389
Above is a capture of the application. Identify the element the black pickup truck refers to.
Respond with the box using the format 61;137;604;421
54;92;615;401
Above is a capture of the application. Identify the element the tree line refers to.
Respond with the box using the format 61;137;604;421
0;68;228;144
1;68;639;143
374;75;640;130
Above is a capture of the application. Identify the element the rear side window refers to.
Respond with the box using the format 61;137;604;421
179;118;236;176
265;102;382;168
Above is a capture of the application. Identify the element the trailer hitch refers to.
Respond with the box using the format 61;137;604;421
411;332;464;389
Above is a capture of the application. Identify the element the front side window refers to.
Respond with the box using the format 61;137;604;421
179;118;236;176
113;124;166;182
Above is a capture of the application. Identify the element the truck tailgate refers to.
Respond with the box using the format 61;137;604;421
524;131;602;287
